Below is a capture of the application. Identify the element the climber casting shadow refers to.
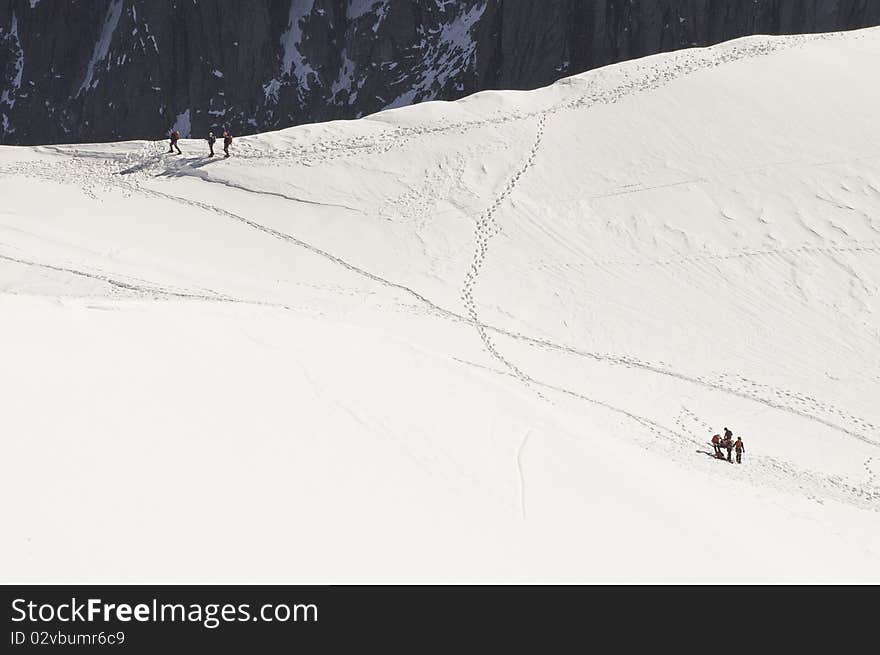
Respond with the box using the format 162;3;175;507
186;157;223;170
118;154;164;175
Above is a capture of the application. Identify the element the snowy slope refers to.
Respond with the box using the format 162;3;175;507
2;28;880;583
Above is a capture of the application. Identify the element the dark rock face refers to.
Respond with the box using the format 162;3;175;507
1;0;878;145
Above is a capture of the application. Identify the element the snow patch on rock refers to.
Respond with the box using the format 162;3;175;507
263;79;282;103
78;0;124;95
0;13;24;110
385;1;485;109
348;0;388;31
172;108;191;138
280;0;316;90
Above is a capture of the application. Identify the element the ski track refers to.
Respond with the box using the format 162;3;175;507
457;356;880;513
147;181;880;452
0;251;311;313
2;27;878;515
516;429;531;520
6;148;879;452
138;171;880;456
596;243;880;269
156;163;369;214
0;251;232;301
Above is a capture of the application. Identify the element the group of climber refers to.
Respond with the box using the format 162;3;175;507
711;427;745;464
167;129;233;157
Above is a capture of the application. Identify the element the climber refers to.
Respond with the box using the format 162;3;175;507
168;129;181;154
721;433;734;463
711;433;723;459
207;131;216;157
734;436;745;464
223;130;233;157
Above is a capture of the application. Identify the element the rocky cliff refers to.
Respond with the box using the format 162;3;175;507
2;0;879;145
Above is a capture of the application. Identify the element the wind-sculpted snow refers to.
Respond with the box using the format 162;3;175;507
2;30;880;582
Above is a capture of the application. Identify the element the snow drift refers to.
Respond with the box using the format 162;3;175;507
1;27;880;583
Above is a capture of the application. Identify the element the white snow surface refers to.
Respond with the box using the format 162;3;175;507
2;29;880;583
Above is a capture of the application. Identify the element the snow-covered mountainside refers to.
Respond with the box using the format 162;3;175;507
2;28;880;582
2;0;880;145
